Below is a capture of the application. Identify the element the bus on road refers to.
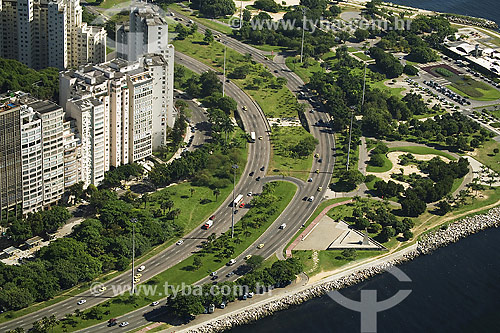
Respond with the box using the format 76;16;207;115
233;194;244;207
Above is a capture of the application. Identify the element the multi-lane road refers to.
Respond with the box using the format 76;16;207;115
0;10;337;332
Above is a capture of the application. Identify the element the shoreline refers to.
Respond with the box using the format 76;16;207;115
180;206;500;333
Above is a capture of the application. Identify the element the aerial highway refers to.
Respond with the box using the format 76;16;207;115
0;51;271;333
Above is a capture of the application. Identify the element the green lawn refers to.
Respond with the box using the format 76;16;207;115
447;79;500;101
365;176;382;191
352;51;372;61
369;79;406;97
173;32;300;118
168;3;233;34
285;56;324;83
269;126;316;181
473;139;500;173
387;146;456;161
366;154;393;173
294;250;382;277
97;0;130;9
51;181;297;332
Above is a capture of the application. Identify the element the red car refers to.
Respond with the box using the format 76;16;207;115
239;202;245;208
209;215;215;220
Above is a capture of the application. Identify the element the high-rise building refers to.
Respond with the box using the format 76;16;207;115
0;0;106;70
116;3;169;62
59;53;175;186
62;119;82;189
0;97;23;218
0;92;67;217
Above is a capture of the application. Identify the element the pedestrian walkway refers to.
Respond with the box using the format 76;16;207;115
285;199;353;258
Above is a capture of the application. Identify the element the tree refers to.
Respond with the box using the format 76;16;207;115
436;200;452;215
243;9;251;21
175;23;189;40
204;29;214;44
193;256;202;269
196;0;236;18
369;153;385;167
246;255;264;271
494;148;499;155
341;249;357;260
213;188;221;200
354;29;369;41
400;193;426;217
408;46;438;63
254;0;280;12
190;23;198;35
378;226;396;243
167;293;204;318
402;230;413;240
404;64;419;76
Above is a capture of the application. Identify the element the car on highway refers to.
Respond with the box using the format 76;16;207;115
99;286;107;292
256;176;261;181
119;322;129;327
247;192;252;196
258;136;263;140
308;177;313;182
108;318;117;326
315;169;319;173
317;186;323;191
211;275;219;280
210;271;217;276
260;166;265;171
77;299;86;305
226;272;235;277
248;292;254;298
151;301;160;306
308;196;315;202
176;240;184;245
318;158;322;163
314;153;320;158
138;265;146;272
242;106;248;111
239;202;245;208
249;171;255;176
279;223;286;229
257;243;265;249
134;278;140;283
245;254;252;260
227;259;236;266
134;273;142;278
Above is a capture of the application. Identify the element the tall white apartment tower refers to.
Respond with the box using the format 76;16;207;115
0;0;105;69
116;3;169;62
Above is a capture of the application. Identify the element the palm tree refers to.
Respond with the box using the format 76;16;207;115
141;193;150;208
213;188;221;201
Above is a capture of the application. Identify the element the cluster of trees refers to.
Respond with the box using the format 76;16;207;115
373;157;469;217
101;163;144;189
254;0;281;13
233;7;337;59
166;258;302;319
174;21;198;40
369;47;403;78
0;58;59;100
368;141;389;167
190;0;236;18
7;207;71;243
0;188;184;311
350;201;414;242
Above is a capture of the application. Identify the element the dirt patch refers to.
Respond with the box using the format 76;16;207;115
367;152;451;187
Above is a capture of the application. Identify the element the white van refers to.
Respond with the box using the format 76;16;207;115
307;196;314;202
279;223;286;229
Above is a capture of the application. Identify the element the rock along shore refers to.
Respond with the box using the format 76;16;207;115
186;207;500;333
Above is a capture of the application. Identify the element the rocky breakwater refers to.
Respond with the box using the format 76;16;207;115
186;207;500;333
442;14;499;30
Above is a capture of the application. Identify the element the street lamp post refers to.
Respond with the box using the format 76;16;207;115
231;164;238;238
239;0;243;29
300;7;306;63
223;42;227;97
130;218;138;294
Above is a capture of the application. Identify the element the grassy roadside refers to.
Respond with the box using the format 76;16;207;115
168;3;233;34
294;250;382;276
269;126;316;181
49;182;297;332
172;32;301;118
471;140;500;173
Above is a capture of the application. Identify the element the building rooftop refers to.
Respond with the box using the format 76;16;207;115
28;100;62;114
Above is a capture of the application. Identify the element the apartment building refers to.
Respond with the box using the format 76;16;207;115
0;0;106;70
62;119;82;189
0;92;68;217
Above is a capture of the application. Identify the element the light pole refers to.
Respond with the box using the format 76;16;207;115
130;218;137;294
231;164;238;238
239;0;243;29
300;7;306;63
346;63;367;170
223;42;227;97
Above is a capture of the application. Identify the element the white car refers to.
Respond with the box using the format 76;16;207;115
247;192;252;197
151;301;160;306
77;299;86;305
279;223;286;229
176;240;184;245
119;322;129;327
137;265;146;272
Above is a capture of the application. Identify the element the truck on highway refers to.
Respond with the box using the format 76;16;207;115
249;132;256;143
202;219;213;229
233;194;244;207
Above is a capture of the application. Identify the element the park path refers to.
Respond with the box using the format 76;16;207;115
285;199;353;258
